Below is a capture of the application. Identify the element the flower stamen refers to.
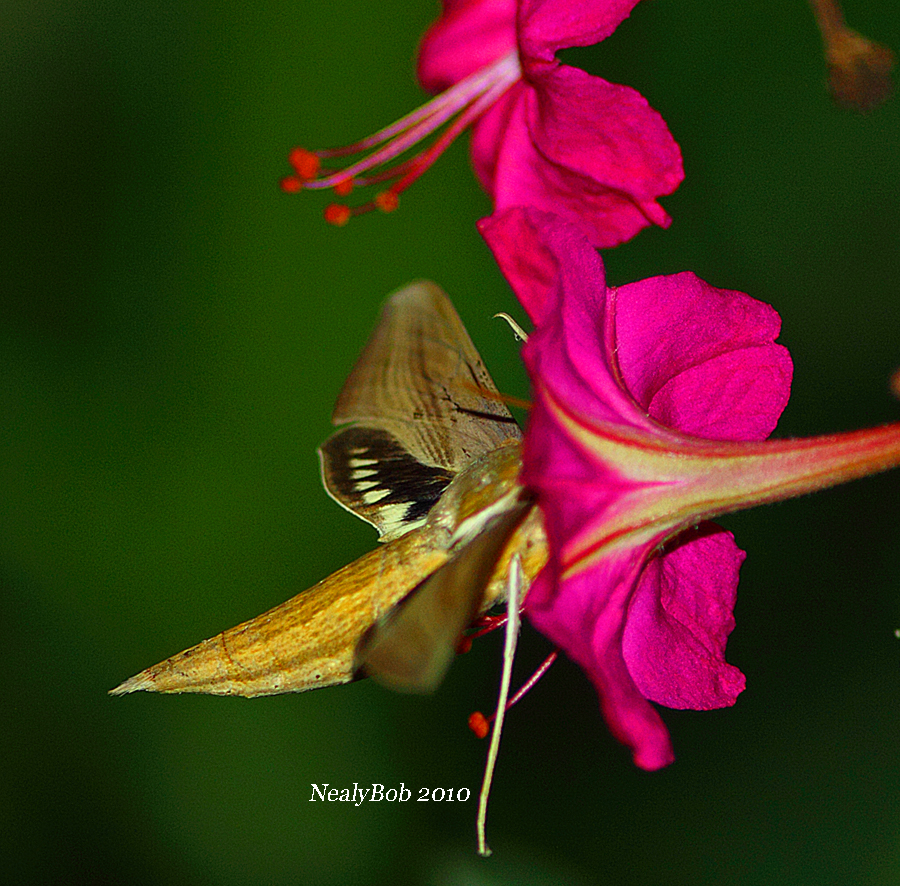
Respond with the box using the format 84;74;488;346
281;52;521;225
468;649;558;739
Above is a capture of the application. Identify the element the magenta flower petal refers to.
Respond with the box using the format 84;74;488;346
522;65;683;241
517;0;641;61
484;207;900;767
418;0;517;92
479;205;578;325
480;208;660;429
522;377;675;770
646;346;793;442
473;66;682;248
523;380;636;547
468;85;523;196
289;0;681;247
614;272;793;440
522;360;679;770
623;525;747;709
526;548;676;771
484;209;790;441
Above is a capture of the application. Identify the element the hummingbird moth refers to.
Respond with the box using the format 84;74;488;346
111;282;547;699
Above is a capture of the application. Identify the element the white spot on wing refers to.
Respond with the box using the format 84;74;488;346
362;488;391;504
377;502;424;539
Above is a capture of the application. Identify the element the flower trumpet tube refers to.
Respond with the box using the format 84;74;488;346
282;0;682;247
481;207;900;770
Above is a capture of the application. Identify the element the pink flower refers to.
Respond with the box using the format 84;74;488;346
480;207;900;770
281;0;683;247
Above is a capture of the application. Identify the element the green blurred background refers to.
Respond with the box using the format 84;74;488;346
2;1;899;883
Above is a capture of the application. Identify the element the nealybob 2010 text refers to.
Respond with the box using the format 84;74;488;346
309;783;471;805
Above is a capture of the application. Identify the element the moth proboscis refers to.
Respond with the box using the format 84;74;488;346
110;281;547;698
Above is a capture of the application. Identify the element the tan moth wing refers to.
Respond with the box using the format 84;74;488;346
358;496;534;694
356;447;535;694
319;281;533;691
319;281;521;543
110;283;546;699
109;525;453;697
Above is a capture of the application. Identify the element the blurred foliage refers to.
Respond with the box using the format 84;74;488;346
1;1;899;884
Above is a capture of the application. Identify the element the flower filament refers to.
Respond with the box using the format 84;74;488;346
280;52;522;225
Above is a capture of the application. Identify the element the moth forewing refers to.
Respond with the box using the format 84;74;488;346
330;281;519;467
109;525;453;697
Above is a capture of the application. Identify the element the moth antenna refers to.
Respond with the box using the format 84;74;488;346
475;554;523;858
493;312;529;343
500;393;531;411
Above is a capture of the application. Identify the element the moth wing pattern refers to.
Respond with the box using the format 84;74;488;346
319;281;521;542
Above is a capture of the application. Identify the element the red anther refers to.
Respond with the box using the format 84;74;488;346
324;204;352;226
280;176;304;194
289;147;321;180
468;711;490;739
280;53;521;226
333;178;354;197
374;190;399;213
456;636;473;655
